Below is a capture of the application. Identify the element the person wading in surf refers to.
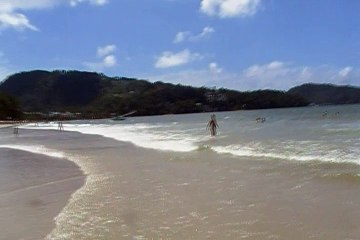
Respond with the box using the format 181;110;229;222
207;114;219;136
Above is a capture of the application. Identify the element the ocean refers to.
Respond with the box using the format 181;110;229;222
1;104;360;239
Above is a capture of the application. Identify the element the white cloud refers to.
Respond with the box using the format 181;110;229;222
244;61;287;78
0;1;58;12
148;61;227;87
103;55;116;67
83;44;117;71
242;61;306;89
338;66;353;78
174;26;215;43
0;66;12;82
209;62;222;74
97;44;116;58
0;52;13;82
83;56;117;71
155;49;202;68
148;61;359;91
148;69;221;87
69;0;109;7
0;12;38;31
199;26;215;38
0;0;109;31
200;0;261;18
174;32;190;44
240;62;358;90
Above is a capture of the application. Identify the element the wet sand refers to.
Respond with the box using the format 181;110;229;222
1;128;360;239
0;146;84;240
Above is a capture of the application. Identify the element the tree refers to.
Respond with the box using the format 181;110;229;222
0;93;22;120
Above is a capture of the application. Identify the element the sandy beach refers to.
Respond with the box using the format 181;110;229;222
1;113;360;240
1;1;359;238
0;129;85;240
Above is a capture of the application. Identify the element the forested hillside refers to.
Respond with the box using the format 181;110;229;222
288;83;360;105
0;70;309;117
0;93;22;120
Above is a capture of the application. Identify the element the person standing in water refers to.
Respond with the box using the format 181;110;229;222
207;114;219;136
58;121;64;132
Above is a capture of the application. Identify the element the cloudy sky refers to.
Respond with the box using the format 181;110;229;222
0;0;359;90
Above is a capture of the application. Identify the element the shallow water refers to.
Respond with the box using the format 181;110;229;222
21;104;360;165
1;105;360;239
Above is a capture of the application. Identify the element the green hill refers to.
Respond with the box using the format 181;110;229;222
0;93;22;120
288;83;360;105
0;70;309;118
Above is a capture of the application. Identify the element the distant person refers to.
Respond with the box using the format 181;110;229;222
58;121;64;132
207;114;219;136
13;126;19;136
256;117;266;123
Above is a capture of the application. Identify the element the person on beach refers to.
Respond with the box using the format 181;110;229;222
13;126;19;136
58;121;64;132
207;114;219;136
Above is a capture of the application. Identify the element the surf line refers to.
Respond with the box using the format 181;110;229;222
0;144;89;238
0;176;84;197
0;145;65;158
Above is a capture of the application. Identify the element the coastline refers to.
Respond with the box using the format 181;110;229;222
2;123;360;239
0;120;30;129
0;130;86;240
0;121;15;128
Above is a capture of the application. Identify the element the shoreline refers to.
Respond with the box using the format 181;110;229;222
0;120;35;129
2;124;360;239
0;121;16;128
0;133;86;240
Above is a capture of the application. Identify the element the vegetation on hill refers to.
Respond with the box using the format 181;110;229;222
0;93;22;120
288;83;360;105
0;70;309;118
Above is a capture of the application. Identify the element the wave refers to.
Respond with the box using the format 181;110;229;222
20;122;360;166
21;122;202;152
212;143;360;165
321;173;360;183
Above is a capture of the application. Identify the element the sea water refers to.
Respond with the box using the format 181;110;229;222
22;104;360;164
1;104;360;239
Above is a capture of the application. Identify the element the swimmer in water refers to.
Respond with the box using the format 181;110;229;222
207;114;219;136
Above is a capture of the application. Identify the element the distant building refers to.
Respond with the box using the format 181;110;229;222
205;91;227;102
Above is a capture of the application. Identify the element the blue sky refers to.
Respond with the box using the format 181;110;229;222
0;0;359;90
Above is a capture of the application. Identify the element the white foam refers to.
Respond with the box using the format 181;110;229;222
212;144;360;165
19;122;360;165
21;122;200;152
0;144;65;158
